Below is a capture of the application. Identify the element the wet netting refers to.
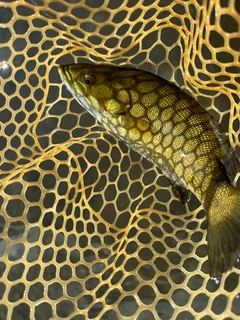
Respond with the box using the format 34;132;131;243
0;0;240;319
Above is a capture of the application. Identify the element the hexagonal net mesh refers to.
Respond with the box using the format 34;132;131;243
0;0;240;319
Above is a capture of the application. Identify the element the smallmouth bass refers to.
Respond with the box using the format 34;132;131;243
58;63;240;279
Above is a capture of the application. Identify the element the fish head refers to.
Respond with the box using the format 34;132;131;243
58;64;139;121
58;63;161;146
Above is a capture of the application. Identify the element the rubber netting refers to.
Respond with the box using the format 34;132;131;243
0;0;240;319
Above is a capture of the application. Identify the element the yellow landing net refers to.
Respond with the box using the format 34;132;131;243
0;0;240;319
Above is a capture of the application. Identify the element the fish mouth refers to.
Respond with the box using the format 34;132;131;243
58;65;77;95
58;64;104;121
58;64;87;102
58;64;88;111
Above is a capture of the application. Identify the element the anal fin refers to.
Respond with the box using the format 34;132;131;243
210;118;239;181
220;147;239;182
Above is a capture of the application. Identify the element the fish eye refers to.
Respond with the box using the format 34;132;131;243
84;75;94;85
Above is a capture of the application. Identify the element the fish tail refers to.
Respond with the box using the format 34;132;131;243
207;182;240;279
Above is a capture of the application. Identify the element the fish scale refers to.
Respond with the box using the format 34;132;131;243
58;63;240;279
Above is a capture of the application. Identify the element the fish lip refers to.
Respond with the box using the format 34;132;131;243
58;65;96;117
58;65;72;85
58;65;82;98
58;64;104;122
58;65;67;81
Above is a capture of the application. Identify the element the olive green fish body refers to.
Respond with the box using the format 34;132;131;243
58;64;240;278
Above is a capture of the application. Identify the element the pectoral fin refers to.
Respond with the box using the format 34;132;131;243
172;182;191;204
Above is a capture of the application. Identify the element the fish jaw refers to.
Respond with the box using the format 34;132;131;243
58;65;105;123
58;64;136;137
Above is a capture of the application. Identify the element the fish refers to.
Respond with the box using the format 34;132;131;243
58;63;240;279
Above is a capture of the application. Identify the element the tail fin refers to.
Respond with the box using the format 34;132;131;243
207;182;240;279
